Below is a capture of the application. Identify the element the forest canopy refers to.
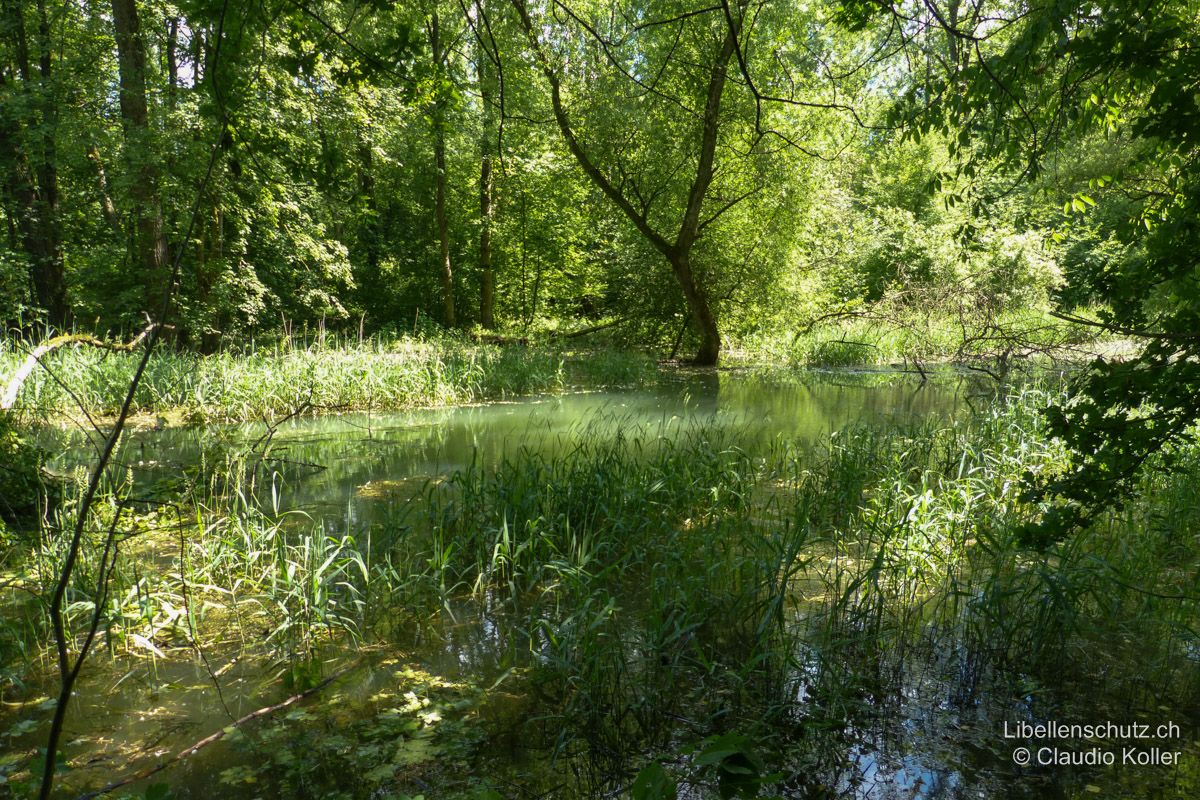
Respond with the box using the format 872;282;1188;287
0;1;1111;343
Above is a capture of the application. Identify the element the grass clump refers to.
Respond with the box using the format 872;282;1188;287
0;334;576;423
2;384;1197;798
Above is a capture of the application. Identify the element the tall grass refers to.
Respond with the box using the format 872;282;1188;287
0;334;659;423
2;385;1197;797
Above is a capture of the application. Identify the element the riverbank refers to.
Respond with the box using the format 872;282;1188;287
0;335;660;425
1;309;1126;427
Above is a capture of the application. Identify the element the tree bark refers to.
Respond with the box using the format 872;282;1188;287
32;0;66;326
166;16;179;107
86;146;124;237
669;250;721;365
111;0;169;310
477;21;496;329
667;20;738;366
430;11;456;327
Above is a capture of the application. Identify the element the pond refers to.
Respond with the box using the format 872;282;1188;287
5;369;1195;799
44;369;971;515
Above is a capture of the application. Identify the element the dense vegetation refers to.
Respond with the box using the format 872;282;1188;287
4;383;1200;798
2;0;1198;798
3;0;1138;359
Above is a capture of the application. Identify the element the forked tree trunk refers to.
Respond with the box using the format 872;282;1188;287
511;0;734;365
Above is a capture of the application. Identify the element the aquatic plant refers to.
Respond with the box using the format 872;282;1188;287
1;384;1197;798
0;334;580;423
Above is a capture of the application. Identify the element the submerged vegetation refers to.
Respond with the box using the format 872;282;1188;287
2;0;1199;795
2;383;1197;797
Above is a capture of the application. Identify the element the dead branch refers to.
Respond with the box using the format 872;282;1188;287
1;321;156;411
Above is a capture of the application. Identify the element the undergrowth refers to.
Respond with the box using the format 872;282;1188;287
1;385;1197;797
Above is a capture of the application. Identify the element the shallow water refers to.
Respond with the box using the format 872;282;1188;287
8;369;1193;799
44;369;974;517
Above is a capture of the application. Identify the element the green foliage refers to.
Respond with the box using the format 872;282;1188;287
837;0;1200;536
0;0;1117;372
0;413;49;541
3;382;1199;796
0;334;568;421
631;762;676;800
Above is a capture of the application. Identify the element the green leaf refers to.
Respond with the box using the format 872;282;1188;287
144;783;174;800
631;762;677;800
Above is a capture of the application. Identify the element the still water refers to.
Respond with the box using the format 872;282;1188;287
9;370;1150;799
49;369;973;516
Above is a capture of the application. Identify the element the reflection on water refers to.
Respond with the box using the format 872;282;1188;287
45;369;976;518
13;369;1045;799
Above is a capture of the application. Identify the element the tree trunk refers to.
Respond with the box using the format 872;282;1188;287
669;250;721;365
358;137;380;273
668;22;737;366
166;16;178;107
31;0;65;325
111;0;169;311
478;42;495;329
430;11;456;327
0;0;68;327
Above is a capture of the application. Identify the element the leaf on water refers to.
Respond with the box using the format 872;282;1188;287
4;719;38;737
364;762;398;783
631;762;676;800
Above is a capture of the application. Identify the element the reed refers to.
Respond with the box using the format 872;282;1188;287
2;384;1197;797
0;334;657;423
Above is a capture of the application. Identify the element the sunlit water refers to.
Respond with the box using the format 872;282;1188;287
9;370;1182;799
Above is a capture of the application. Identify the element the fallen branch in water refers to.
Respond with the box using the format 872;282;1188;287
1;321;156;411
553;317;629;339
74;661;361;800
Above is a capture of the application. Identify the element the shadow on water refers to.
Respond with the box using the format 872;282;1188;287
7;369;1195;799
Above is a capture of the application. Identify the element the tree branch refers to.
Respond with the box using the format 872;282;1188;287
1;321;155;411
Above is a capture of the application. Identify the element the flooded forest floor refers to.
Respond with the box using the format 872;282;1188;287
1;363;1197;799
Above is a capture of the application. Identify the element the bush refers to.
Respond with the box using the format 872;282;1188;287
0;413;49;541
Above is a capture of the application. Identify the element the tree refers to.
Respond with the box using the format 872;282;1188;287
474;0;498;329
0;0;67;326
509;0;748;364
111;0;169;309
840;0;1200;538
427;8;458;327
